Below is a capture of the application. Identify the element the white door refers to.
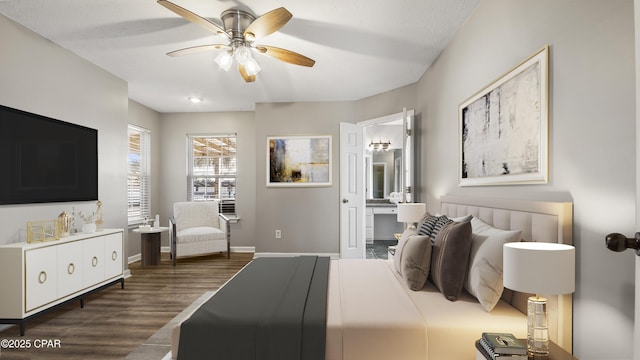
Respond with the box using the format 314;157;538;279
339;122;365;259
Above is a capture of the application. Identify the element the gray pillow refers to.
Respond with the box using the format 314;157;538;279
393;228;417;274
400;234;432;290
429;220;473;301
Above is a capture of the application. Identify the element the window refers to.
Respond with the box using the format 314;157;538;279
187;134;236;213
128;125;151;225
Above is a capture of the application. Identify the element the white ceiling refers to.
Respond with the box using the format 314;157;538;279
0;0;479;113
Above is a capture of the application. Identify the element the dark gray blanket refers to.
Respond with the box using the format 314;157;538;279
177;256;330;360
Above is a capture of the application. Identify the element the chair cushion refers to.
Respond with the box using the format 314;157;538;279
177;227;225;244
174;201;219;232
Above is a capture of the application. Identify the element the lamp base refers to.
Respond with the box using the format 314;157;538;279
527;295;549;356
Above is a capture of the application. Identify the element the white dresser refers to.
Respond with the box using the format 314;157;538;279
0;229;125;335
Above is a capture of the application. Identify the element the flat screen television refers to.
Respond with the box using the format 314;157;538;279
0;104;98;205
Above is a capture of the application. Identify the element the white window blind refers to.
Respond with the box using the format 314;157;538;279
128;125;151;225
187;134;236;213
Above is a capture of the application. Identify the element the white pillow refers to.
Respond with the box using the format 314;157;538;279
465;217;522;311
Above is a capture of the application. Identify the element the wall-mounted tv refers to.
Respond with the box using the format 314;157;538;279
0;104;98;205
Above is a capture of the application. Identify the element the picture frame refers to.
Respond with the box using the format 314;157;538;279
266;135;332;187
459;45;549;186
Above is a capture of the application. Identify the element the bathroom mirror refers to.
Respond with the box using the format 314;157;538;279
363;109;414;202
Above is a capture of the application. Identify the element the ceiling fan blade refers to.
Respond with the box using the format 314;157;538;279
157;0;228;37
167;44;229;57
244;7;292;41
257;45;315;67
238;64;256;82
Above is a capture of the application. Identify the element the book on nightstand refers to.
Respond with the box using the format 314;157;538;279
477;332;527;360
476;340;529;360
476;340;527;360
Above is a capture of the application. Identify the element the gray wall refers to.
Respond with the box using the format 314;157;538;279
158;111;257;248
416;1;635;359
253;102;353;255
0;15;129;257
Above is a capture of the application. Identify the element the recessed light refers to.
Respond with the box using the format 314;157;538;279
188;97;203;104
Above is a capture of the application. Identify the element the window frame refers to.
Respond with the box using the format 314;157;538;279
187;133;237;213
127;124;151;226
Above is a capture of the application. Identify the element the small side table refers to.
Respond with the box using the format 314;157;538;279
133;226;169;267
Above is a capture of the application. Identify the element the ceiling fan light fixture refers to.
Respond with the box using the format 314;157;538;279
215;51;233;71
244;57;261;76
234;45;251;65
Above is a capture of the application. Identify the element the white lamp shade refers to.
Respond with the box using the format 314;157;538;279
397;203;426;223
503;242;575;295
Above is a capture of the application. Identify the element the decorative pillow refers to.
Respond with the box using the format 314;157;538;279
465;217;522;312
418;214;453;242
393;228;417;274
400;234;432;290
429;220;473;301
417;213;437;236
430;215;453;241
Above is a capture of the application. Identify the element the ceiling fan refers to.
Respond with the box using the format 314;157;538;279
157;0;315;82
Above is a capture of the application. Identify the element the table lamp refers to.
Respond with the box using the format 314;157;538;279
396;203;426;229
503;242;575;356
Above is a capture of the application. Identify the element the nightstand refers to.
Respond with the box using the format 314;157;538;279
476;340;577;360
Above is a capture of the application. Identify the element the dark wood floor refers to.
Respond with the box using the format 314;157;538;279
0;252;253;360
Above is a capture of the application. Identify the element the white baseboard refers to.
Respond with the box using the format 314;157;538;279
254;252;340;259
128;246;256;264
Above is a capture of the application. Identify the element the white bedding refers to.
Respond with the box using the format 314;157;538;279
326;259;526;360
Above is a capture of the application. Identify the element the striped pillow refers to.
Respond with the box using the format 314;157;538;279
419;214;453;242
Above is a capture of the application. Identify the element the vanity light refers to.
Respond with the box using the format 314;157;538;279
188;97;203;104
369;140;391;151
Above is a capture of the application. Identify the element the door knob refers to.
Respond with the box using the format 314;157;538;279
605;232;640;256
342;199;349;203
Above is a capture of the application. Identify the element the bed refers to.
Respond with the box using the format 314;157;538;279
171;195;573;359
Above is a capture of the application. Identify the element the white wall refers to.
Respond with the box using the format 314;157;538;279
0;15;129;255
416;1;636;358
158;112;256;248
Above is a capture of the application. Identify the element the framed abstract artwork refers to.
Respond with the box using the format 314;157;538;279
266;135;332;187
459;45;549;186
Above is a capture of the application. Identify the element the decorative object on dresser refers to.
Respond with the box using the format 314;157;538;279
58;211;72;237
0;229;125;335
503;242;575;356
26;220;59;243
396;202;426;229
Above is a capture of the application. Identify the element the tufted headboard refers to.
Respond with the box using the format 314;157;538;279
440;195;573;353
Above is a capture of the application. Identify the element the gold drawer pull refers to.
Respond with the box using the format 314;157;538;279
67;263;75;275
38;271;47;284
92;256;99;267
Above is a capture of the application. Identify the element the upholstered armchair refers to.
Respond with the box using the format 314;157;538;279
169;201;229;266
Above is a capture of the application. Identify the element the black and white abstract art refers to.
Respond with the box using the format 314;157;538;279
459;46;549;186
